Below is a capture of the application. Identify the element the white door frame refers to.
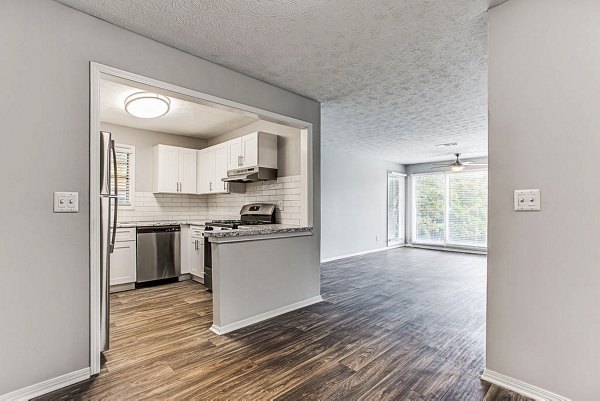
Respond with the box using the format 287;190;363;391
89;62;314;375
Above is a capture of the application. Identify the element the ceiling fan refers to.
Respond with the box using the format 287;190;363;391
431;153;487;171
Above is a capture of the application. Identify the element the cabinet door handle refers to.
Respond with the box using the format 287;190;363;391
223;182;226;191
209;181;213;191
238;155;242;166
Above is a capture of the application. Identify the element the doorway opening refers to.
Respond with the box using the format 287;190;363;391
89;63;314;375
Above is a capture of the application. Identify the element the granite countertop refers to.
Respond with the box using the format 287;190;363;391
117;220;207;228
204;224;313;239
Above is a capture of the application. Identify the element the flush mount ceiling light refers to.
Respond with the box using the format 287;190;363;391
124;92;171;118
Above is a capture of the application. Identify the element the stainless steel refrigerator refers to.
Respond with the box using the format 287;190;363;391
100;131;118;352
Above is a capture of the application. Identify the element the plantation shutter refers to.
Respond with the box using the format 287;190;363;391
111;144;135;207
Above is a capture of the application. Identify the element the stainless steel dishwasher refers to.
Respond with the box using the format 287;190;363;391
136;225;181;283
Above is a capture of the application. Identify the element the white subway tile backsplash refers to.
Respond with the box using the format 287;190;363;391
118;175;304;226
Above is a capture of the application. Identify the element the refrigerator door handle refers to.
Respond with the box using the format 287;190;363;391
110;140;118;253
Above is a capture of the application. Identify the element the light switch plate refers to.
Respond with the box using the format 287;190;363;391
514;189;541;211
54;192;79;213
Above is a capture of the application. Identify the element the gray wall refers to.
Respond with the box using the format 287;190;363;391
101;122;209;192
488;1;600;400
208;120;302;177
0;0;320;396
404;157;488;244
320;147;405;260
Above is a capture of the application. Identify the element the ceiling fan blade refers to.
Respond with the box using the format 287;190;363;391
467;163;488;166
430;166;448;169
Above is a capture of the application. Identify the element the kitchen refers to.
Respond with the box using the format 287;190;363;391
98;72;319;357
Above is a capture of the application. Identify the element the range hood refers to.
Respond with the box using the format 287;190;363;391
222;166;278;183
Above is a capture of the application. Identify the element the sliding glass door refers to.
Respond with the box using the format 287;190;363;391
387;172;406;246
412;170;488;250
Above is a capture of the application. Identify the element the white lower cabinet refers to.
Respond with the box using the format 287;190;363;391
182;225;204;281
110;228;136;291
189;236;204;278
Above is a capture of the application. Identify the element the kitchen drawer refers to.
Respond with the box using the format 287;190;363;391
190;225;205;236
115;228;136;242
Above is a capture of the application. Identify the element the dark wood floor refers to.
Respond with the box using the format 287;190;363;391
38;248;528;400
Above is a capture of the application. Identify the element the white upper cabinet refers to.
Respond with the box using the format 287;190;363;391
197;143;230;194
153;145;197;194
227;138;243;170
155;145;179;193
197;148;215;194
227;132;277;170
179;148;198;194
214;143;230;193
241;133;258;167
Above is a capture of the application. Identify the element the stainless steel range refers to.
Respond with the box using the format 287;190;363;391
203;203;276;291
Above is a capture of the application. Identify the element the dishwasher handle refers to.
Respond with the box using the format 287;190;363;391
137;225;181;234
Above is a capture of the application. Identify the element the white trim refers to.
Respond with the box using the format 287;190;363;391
407;244;486;255
89;63;101;376
210;295;324;335
109;282;135;293
481;369;571;401
321;245;404;263
409;167;488;177
89;62;315;375
0;368;90;401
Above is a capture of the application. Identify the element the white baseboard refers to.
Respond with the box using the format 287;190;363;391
178;274;191;281
481;368;570;401
110;282;135;293
408;244;487;255
0;367;90;401
321;245;403;263
210;295;324;335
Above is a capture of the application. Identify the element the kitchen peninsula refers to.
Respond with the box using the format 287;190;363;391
206;225;320;335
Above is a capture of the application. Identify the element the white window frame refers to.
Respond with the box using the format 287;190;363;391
114;143;135;209
387;171;407;247
410;169;487;252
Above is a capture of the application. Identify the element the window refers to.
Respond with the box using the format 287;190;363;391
412;170;487;249
413;174;446;244
111;144;135;208
387;172;406;246
448;171;487;247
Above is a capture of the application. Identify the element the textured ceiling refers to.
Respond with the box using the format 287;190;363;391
100;79;258;138
57;0;501;164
